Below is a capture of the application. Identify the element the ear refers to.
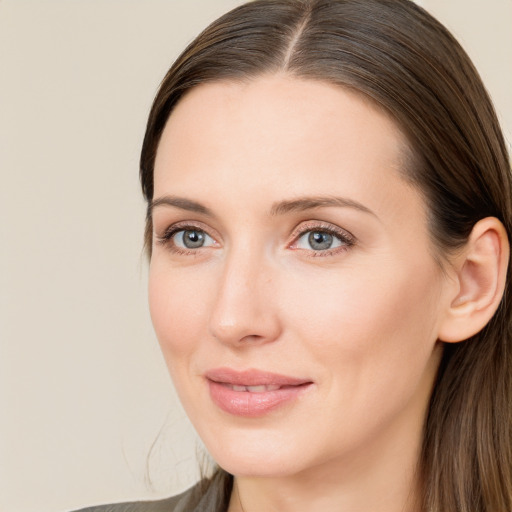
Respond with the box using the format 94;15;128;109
438;217;509;343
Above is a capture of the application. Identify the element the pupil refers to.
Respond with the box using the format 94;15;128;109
183;230;205;248
308;231;333;250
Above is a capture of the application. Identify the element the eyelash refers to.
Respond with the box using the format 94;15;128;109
290;221;355;257
156;222;216;256
155;221;356;257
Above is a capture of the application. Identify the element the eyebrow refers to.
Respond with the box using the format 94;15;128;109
148;194;376;219
148;195;213;218
270;196;377;217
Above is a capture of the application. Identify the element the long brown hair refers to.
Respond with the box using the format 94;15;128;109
140;1;512;510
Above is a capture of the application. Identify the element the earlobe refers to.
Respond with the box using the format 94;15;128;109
438;217;509;343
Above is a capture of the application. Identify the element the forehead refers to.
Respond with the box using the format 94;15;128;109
153;75;417;218
158;75;408;160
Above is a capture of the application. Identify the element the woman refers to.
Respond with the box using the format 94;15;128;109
79;0;512;510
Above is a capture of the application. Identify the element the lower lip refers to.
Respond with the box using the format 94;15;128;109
207;380;312;417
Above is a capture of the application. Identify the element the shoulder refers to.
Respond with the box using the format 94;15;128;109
72;470;233;512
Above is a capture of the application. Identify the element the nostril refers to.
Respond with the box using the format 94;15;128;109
209;315;281;347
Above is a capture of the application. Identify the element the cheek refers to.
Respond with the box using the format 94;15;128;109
281;256;442;382
275;259;443;453
148;261;211;362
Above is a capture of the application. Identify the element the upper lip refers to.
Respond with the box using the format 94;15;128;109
205;367;312;387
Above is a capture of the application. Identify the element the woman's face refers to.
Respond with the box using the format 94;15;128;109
149;76;453;478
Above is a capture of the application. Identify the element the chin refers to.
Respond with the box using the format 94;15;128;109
216;453;303;478
200;426;311;478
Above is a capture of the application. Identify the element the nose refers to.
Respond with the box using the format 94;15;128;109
208;248;282;347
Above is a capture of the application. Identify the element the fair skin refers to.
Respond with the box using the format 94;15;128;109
148;75;507;512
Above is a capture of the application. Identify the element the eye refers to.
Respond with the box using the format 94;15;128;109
156;223;218;254
291;222;355;255
173;229;215;249
296;230;344;251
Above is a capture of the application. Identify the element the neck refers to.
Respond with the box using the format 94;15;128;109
230;446;421;512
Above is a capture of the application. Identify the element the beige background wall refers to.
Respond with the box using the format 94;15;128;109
1;1;510;512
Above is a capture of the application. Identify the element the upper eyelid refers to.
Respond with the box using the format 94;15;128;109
157;220;219;238
290;220;356;244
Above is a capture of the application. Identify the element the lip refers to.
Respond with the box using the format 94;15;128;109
205;368;313;417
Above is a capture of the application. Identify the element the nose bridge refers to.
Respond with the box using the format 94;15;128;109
209;239;280;345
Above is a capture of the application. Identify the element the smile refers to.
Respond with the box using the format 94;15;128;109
205;368;313;417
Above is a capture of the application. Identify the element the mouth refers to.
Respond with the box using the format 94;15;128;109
205;368;313;417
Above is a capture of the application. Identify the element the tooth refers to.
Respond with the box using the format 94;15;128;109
246;385;266;392
246;385;280;392
232;385;247;392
